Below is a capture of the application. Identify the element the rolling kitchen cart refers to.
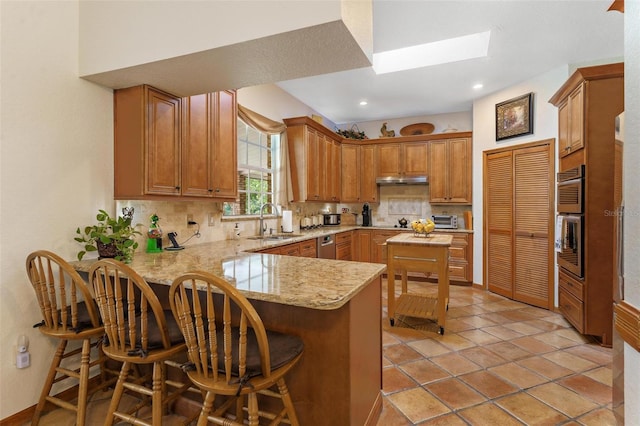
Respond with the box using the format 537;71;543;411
386;233;453;334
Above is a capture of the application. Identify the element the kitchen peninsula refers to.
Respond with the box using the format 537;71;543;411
71;235;386;426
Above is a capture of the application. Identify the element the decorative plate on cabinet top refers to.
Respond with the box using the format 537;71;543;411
400;123;435;136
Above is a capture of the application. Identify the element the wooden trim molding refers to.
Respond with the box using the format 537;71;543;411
615;300;640;351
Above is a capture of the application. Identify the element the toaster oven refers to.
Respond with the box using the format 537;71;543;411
431;215;458;229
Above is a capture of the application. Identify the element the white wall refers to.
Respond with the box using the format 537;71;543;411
623;1;640;422
0;1;114;419
471;66;568;293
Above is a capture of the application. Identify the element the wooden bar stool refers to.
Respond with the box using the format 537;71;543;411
25;250;115;426
89;258;192;426
169;271;304;426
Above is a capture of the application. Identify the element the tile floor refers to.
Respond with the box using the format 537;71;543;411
29;279;616;426
377;279;616;425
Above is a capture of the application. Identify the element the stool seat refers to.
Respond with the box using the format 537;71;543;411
170;271;303;426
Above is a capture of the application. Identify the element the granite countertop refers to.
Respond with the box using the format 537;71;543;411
71;235;386;311
70;225;470;310
386;233;454;246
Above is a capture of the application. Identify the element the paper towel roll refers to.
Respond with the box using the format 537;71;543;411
282;210;293;233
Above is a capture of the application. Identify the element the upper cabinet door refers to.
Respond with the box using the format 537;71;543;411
182;90;237;199
211;90;238;198
429;138;472;204
402;142;428;176
145;88;182;195
377;144;401;177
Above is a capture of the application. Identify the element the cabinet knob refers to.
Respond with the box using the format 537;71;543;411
215;188;220;192
175;186;181;190
208;189;213;192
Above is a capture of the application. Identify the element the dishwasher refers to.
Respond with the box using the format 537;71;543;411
317;235;336;259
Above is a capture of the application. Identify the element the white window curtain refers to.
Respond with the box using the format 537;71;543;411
237;104;293;205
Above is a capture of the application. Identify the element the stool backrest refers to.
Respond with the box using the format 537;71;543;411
26;250;101;333
89;258;172;356
169;271;271;382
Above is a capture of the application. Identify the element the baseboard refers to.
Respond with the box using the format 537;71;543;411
0;375;104;425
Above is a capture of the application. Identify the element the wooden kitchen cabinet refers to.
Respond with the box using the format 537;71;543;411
299;239;318;258
427;232;473;283
549;62;624;345
335;231;353;261
285;116;342;202
371;229;401;264
115;85;182;199
429;138;472;204
354;230;372;263
114;85;237;200
376;142;428;177
340;143;377;203
556;84;585;159
182;90;237;199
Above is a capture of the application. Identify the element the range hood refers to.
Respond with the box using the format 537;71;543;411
376;176;428;185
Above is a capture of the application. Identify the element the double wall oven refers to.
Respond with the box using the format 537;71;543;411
557;165;585;278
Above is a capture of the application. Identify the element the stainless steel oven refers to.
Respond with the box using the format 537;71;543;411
557;214;584;278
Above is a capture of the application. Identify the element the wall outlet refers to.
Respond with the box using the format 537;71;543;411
187;214;194;226
208;213;215;227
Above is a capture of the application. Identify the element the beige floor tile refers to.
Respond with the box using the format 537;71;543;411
503;321;545;336
382;366;418;394
384;343;425;365
516;356;574;380
496;392;569;425
430;353;482;376
419;412;468;425
543;351;598;372
565;344;614;365
583;366;613;386
407;338;451;357
436;333;477;351
577;407;618;425
510;335;557;354
387;387;450;424
398;359;450;385
481;325;525;340
534;331;583;349
559;374;613;405
527;382;598;417
489;362;547;389
457;328;503;345
426;377;487;410
458;346;508;368
458;402;523;426
459;370;519;399
484;341;532;361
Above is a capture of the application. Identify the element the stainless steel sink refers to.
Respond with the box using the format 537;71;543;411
247;234;303;241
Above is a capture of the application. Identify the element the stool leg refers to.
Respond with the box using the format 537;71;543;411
105;361;131;426
277;378;299;426
152;361;163;425
32;340;67;425
197;391;216;426
247;393;259;426
76;339;92;426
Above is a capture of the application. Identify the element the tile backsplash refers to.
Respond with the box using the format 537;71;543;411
117;185;471;252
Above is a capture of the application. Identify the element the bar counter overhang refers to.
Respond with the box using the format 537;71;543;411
71;239;386;425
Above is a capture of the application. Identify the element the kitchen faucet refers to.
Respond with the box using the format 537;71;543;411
259;203;280;237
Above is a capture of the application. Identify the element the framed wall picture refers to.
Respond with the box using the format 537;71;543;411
496;92;533;141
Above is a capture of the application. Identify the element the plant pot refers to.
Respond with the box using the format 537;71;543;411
97;241;119;259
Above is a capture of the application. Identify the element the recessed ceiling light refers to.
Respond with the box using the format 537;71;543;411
372;31;491;75
473;83;484;90
359;101;368;106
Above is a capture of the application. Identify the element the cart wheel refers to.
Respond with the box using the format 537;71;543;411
390;318;395;326
439;326;445;335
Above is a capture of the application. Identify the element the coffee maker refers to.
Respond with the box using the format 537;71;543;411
362;203;371;227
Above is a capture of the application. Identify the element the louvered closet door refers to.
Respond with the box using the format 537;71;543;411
485;151;514;298
513;145;553;309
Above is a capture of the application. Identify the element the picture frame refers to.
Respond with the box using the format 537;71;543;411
496;92;533;141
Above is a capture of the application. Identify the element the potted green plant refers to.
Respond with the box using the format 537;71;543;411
75;208;142;263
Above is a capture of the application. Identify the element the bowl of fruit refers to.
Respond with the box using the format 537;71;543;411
411;218;436;237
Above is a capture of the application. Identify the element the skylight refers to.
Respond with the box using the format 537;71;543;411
372;31;491;75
